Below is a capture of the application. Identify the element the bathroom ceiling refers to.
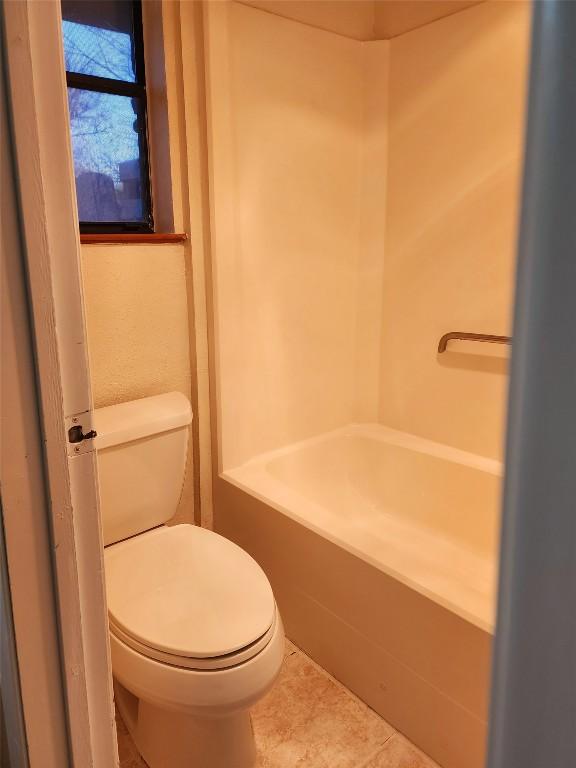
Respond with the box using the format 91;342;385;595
237;0;485;40
374;1;485;38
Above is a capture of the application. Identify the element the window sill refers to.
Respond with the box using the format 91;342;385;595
80;233;187;245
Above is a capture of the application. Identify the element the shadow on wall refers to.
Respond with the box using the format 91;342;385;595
437;352;509;376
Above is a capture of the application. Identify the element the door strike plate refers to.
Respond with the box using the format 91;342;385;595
65;411;97;457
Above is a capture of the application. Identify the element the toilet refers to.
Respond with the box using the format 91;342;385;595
94;392;284;768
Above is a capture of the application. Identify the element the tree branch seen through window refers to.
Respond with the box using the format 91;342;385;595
61;0;153;233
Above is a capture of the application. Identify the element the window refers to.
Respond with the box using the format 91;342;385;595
61;0;153;233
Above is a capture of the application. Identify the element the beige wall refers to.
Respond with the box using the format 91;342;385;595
81;244;191;408
81;242;195;518
380;0;530;460
208;0;528;468
207;2;381;469
356;41;389;421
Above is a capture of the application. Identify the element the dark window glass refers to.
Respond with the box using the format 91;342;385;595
62;1;136;82
68;89;146;222
61;1;153;233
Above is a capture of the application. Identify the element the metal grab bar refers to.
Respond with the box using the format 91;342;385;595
438;332;511;354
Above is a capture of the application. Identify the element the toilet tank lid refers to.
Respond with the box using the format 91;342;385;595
94;392;192;450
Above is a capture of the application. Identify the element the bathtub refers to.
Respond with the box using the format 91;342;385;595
214;424;502;768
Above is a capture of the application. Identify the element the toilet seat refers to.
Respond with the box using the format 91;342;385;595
104;524;276;668
109;610;277;670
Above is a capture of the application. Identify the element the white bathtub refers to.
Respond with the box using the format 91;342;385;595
217;423;499;767
224;424;502;632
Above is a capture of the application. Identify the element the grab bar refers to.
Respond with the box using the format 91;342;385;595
438;332;511;353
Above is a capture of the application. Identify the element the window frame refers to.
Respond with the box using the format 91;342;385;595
64;0;154;234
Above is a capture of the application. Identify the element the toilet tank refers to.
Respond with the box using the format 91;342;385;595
94;393;192;546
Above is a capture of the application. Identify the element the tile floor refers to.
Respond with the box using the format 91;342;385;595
116;640;440;768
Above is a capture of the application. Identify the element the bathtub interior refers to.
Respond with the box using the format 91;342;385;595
224;424;502;632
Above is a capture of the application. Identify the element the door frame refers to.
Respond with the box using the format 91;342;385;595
1;2;117;765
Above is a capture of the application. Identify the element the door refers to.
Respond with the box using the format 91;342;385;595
1;2;118;766
488;2;576;766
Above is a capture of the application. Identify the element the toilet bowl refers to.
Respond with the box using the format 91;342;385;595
94;393;284;768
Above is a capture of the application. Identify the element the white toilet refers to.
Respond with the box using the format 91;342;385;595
94;392;284;768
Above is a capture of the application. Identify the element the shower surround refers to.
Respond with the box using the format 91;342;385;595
205;2;530;767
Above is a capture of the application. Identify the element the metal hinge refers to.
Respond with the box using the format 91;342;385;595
65;411;97;457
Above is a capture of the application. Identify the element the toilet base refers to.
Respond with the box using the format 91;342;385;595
115;681;257;768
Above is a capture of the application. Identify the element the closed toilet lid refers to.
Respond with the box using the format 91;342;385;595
104;524;275;659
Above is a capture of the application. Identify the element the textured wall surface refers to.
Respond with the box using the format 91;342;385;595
81;242;194;518
82;244;191;408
